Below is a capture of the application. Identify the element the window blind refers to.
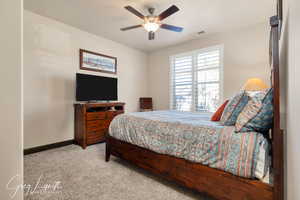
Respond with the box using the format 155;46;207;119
171;55;193;111
170;46;222;112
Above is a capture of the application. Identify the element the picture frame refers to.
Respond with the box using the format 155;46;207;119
79;49;117;74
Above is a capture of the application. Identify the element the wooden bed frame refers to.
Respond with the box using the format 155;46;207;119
105;16;284;200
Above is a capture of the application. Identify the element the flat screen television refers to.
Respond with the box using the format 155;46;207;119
76;73;118;101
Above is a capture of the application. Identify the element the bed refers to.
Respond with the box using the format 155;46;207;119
109;111;271;182
105;15;283;200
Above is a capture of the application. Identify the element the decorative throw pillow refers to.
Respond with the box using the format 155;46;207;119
211;100;229;121
235;88;273;133
220;91;249;126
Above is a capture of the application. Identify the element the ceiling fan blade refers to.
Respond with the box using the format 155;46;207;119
120;25;142;31
158;5;179;21
149;31;155;40
125;6;145;19
161;24;183;32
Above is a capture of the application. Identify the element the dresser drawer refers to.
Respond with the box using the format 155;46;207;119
106;111;117;119
86;130;106;145
86;129;106;138
86;120;106;127
107;111;124;119
86;112;106;121
86;120;110;133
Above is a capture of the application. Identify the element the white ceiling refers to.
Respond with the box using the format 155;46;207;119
24;0;275;52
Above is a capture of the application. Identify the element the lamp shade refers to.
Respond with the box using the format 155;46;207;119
243;78;269;91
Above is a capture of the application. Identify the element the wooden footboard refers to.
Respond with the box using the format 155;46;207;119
106;136;273;200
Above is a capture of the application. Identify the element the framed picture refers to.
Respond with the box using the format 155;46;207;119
79;49;117;74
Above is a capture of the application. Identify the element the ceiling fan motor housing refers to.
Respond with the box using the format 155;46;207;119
148;7;155;15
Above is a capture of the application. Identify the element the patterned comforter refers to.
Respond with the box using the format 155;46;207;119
109;110;270;179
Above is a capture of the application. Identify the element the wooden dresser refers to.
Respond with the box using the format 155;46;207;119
74;102;125;149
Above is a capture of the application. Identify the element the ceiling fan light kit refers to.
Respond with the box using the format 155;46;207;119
121;5;183;40
143;17;160;32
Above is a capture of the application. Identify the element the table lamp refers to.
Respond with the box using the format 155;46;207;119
243;78;269;91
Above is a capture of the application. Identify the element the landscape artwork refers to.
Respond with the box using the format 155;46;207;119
80;49;117;74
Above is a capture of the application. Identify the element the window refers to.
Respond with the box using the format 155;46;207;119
170;45;223;112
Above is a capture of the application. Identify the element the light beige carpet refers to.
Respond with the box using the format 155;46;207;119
24;144;214;200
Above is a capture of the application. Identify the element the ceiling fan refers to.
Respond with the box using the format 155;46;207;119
120;5;183;40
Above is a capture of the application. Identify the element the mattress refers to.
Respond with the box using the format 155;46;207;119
109;110;271;182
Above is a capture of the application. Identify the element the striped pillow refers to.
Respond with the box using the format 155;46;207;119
235;88;273;133
220;91;249;126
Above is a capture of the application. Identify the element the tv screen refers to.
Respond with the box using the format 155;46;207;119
76;73;118;101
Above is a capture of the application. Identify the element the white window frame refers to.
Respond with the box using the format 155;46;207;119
169;45;224;112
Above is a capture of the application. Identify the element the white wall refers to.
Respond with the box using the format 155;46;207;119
148;23;270;110
0;0;23;199
24;10;148;149
283;0;300;199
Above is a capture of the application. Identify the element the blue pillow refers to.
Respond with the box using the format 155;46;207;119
235;88;273;133
220;91;249;126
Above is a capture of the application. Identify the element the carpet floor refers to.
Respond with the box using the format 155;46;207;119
24;143;214;200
